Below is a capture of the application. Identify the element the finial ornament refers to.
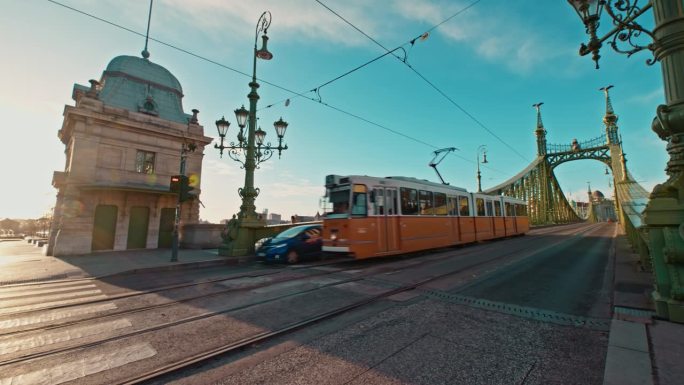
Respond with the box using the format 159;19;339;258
600;85;615;115
142;0;154;59
533;102;545;131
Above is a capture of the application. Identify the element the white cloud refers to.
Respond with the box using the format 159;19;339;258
625;88;664;106
392;1;567;73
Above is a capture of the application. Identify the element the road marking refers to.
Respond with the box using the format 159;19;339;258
0;318;132;355
0;290;103;307
0;295;108;316
0;284;97;300
0;342;157;385
0;303;118;329
0;281;94;293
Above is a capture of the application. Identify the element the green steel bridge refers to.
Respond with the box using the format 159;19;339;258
486;88;647;229
483;86;670;319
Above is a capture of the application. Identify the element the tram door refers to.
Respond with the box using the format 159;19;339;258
373;187;399;253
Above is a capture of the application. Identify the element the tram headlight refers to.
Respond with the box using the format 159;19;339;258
330;232;338;241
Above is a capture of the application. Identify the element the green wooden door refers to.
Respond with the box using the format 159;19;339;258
92;205;117;251
127;206;150;249
158;208;175;248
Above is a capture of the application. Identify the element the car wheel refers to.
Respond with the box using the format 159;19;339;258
286;250;299;264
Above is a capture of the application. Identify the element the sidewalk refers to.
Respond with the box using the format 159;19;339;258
604;227;684;385
0;239;252;284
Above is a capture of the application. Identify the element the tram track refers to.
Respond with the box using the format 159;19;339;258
120;223;604;384
0;222;586;329
0;223;602;384
0;258;368;337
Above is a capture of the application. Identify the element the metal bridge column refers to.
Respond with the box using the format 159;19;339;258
642;0;684;323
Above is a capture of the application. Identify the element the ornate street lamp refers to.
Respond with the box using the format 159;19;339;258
567;0;684;323
567;0;656;69
476;145;488;192
214;11;290;257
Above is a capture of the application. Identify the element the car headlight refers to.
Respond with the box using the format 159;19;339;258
254;237;270;251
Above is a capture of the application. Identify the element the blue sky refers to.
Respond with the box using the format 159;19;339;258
1;0;666;223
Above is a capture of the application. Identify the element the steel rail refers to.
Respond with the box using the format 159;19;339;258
0;223;598;372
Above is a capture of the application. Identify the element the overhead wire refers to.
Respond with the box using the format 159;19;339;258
46;0;504;172
314;0;530;163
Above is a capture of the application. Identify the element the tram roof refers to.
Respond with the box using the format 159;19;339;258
341;175;468;192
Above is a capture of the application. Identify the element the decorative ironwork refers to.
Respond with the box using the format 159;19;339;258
570;0;656;68
603;0;657;65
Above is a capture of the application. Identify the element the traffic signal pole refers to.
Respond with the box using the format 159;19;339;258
171;156;185;262
171;142;196;262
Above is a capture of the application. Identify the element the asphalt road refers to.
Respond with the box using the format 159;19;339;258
457;223;614;319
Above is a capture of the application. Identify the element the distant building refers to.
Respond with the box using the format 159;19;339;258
47;53;212;256
571;200;590;219
590;190;617;222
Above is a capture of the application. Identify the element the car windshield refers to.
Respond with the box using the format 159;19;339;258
274;226;310;239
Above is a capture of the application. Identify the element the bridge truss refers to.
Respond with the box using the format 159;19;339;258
484;88;648;237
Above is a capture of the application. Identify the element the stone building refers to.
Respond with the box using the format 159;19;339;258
47;54;212;256
589;190;618;223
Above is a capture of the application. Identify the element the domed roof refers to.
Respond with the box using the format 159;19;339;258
104;55;182;94
592;190;605;200
93;55;190;125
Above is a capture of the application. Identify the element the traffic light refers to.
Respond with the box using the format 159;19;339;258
179;176;194;202
170;175;182;193
169;175;194;202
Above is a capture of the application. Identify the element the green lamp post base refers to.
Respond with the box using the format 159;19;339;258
218;214;267;257
643;187;684;323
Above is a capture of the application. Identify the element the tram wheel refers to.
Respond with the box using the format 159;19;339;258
286;250;300;264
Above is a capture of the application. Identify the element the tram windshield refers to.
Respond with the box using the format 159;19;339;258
324;184;368;218
324;187;351;218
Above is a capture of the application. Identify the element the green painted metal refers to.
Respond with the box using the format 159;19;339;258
158;208;175;248
219;12;274;257
126;206;149;249
92;205;117;251
567;0;684;322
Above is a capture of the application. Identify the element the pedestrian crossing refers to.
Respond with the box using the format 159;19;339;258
0;280;112;317
0;280;158;384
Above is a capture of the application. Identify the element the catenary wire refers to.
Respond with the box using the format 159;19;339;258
46;0;508;174
314;0;530;163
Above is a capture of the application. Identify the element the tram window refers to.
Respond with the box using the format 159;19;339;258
400;187;418;215
447;197;458;216
515;204;527;216
386;189;397;215
459;196;470;216
476;198;485;216
494;201;502;216
433;193;447;215
485;201;493;217
419;190;434;215
374;188;385;215
351;192;367;216
505;202;514;216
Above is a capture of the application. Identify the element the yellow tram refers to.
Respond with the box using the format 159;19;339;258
322;174;529;259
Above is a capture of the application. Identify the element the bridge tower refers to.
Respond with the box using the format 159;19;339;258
485;87;637;227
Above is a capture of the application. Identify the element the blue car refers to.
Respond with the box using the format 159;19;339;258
255;224;322;263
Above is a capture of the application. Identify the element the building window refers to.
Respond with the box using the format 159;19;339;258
135;150;155;174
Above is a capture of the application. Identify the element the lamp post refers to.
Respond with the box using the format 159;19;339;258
567;0;684;322
476;145;488;192
214;11;289;256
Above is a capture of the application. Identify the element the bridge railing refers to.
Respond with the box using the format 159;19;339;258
546;134;607;154
615;174;651;267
